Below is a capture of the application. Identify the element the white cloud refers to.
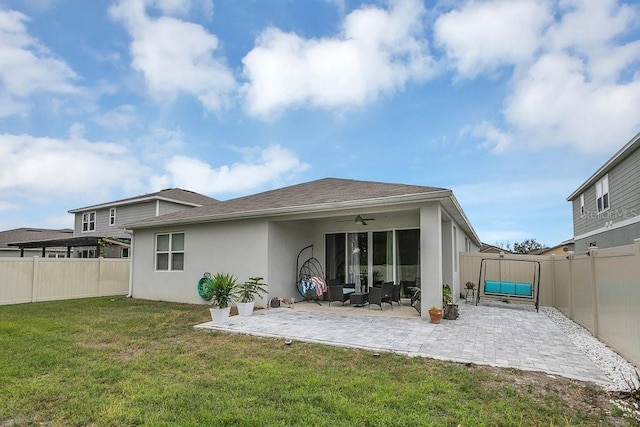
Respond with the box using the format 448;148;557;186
241;0;433;119
0;201;19;212
0;8;79;117
466;121;513;154
109;0;235;112
94;104;140;129
434;0;552;78
438;0;640;154
0;132;149;200
505;52;640;153
151;145;309;195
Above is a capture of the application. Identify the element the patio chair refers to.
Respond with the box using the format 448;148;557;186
369;281;393;310
328;283;355;306
392;283;401;306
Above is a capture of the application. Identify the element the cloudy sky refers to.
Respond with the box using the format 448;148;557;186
1;0;639;246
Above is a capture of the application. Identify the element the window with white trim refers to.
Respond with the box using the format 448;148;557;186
109;208;116;226
82;211;96;232
580;194;585;218
156;233;184;271
595;175;610;213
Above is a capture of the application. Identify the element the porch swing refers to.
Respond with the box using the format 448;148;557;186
475;257;541;311
295;245;328;305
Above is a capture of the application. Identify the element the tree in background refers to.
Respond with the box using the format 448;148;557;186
513;238;547;254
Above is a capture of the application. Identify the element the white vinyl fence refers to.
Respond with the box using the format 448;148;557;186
461;241;640;369
0;258;129;305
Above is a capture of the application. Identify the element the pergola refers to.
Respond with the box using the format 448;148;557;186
7;236;130;258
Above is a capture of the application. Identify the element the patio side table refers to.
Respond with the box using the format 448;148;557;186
350;292;368;307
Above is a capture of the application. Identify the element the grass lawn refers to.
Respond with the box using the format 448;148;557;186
0;297;630;426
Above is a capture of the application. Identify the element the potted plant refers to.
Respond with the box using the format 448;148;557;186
442;283;459;320
465;281;476;290
428;306;443;323
208;272;238;323
235;277;268;316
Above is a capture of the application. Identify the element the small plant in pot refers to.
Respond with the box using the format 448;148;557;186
235;277;268;316
208;272;238;323
428;306;443;323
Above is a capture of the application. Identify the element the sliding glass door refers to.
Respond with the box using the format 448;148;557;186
326;229;419;296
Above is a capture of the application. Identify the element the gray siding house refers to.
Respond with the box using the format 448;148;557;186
126;178;481;318
567;131;640;252
67;189;220;258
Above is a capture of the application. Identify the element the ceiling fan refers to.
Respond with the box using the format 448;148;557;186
339;214;375;225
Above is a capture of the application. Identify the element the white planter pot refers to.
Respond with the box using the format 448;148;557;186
236;301;255;316
209;306;231;323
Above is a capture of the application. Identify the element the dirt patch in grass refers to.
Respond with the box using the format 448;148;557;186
475;364;637;426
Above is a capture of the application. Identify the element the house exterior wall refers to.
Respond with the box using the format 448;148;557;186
267;220;314;302
131;220;269;305
571;144;640;250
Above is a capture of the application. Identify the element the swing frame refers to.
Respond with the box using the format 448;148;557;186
475;257;541;311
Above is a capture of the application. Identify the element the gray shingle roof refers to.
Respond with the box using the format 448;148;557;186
69;188;219;212
0;228;73;248
127;178;449;228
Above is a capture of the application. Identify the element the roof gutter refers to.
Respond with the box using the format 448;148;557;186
126;190;454;230
68;196;204;213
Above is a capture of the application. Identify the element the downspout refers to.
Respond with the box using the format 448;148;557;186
125;229;134;298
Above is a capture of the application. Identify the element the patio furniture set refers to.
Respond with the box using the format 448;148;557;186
327;281;401;309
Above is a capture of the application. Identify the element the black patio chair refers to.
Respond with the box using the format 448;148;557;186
369;281;393;310
328;283;355;306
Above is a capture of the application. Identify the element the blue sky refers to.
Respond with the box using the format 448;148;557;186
1;0;639;247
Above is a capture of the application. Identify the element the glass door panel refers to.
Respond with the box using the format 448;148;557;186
372;231;393;285
347;232;368;292
325;233;346;283
396;229;420;298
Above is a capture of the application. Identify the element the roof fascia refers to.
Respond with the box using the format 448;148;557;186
567;131;640;201
444;193;482;246
69;196;202;213
127;190;453;230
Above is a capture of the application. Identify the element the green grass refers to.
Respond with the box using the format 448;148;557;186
0;297;625;426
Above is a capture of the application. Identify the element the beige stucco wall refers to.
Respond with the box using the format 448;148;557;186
131;220;269;305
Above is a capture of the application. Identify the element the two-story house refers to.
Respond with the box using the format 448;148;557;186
567;131;640;252
67;188;220;258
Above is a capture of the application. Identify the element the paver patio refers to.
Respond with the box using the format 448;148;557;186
195;301;612;387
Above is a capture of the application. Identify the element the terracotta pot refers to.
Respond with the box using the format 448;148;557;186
428;309;443;324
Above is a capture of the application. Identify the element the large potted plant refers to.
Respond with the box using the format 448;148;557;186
208;272;238;323
442;283;459;320
235;277;268;316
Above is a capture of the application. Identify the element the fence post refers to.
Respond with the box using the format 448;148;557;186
567;252;574;320
98;257;104;297
588;247;598;337
31;257;39;303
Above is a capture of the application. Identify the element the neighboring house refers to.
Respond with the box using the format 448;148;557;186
67;188;220;258
0;228;72;258
527;241;573;256
9;189;219;258
479;243;511;254
126;178;481;317
567;131;640;252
